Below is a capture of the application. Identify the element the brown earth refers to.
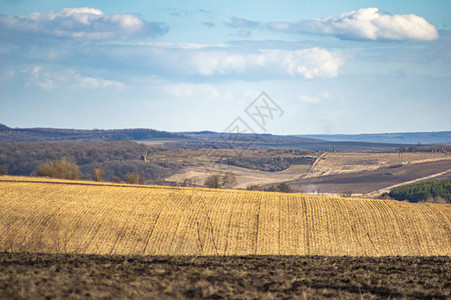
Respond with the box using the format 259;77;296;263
290;159;451;195
0;253;449;299
306;152;450;177
165;152;451;193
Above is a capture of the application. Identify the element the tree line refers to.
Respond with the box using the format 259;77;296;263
388;179;451;203
0;141;176;182
33;157;146;184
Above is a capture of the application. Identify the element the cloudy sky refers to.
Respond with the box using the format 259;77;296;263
0;0;450;134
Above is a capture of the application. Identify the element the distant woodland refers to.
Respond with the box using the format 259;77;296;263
0;124;177;142
0;141;176;182
389;179;451;203
0;142;314;183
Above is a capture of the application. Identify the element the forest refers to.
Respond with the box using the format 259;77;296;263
0;141;175;182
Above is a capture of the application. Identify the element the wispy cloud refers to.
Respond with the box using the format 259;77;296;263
0;7;168;43
14;42;344;80
226;17;261;37
236;29;252;37
226;17;260;29
202;21;215;28
139;41;216;49
178;47;344;78
23;66;125;90
268;8;438;41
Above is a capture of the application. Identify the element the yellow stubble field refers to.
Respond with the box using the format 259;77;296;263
0;176;450;256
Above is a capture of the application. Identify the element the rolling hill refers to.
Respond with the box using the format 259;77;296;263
0;124;178;142
4;124;449;152
1;176;449;256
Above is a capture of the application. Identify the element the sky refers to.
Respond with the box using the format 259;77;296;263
0;0;450;134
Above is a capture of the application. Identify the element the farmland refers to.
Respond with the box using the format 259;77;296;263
291;159;451;196
2;140;450;196
166;163;303;189
1;176;450;256
164;151;451;194
306;152;451;177
165;151;451;192
1;253;449;299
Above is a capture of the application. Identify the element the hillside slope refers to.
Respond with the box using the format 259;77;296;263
0;176;450;256
0;124;178;142
306;152;451;177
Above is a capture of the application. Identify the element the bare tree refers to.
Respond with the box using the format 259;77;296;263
125;173;144;185
92;168;105;182
35;158;82;180
204;174;221;189
222;172;237;189
277;183;292;193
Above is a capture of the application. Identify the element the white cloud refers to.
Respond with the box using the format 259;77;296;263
75;74;124;89
23;66;125;90
268;8;438;41
0;7;168;42
269;48;344;78
28;66;57;89
185;47;344;78
4;38;345;80
94;44;344;79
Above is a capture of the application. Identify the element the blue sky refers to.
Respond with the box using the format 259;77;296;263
0;0;450;134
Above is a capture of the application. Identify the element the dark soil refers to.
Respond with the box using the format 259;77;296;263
291;160;451;194
0;253;449;299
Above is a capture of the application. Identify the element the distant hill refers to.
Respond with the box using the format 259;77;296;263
2;124;448;151
0;124;178;142
182;131;323;144
179;131;420;152
296;131;451;145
